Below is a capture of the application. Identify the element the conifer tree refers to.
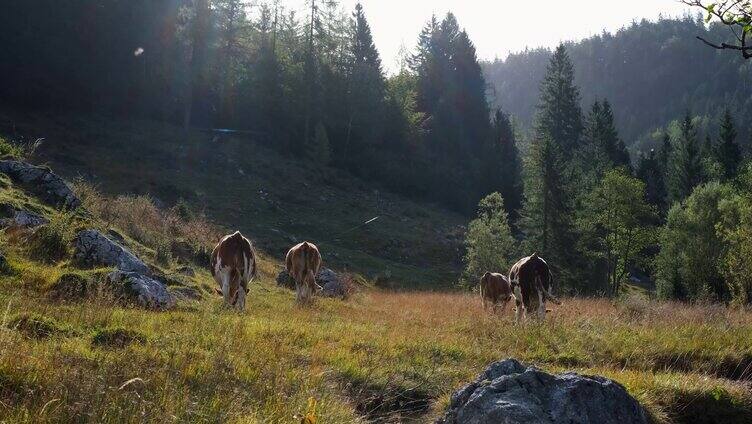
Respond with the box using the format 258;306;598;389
520;44;583;290
533;44;583;157
636;149;668;211
667;112;704;204
715;108;742;181
343;2;386;159
486;108;522;218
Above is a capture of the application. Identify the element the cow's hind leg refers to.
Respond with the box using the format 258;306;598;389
537;290;546;320
218;268;232;306
513;286;525;324
235;282;247;311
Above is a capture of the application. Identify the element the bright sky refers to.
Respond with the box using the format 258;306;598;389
283;0;694;73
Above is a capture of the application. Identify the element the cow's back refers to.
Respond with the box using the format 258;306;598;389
286;242;321;283
212;232;255;280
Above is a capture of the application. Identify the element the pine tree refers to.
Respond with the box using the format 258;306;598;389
520;43;583;290
636;149;668;211
600;101;631;169
716;108;742;181
487;108;522;218
667;112;704;204
533;44;583;157
343;3;386;160
462;192;517;287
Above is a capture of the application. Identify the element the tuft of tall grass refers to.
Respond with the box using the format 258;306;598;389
27;212;76;263
73;181;219;260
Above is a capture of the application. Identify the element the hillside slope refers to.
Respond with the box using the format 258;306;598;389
0;112;465;289
483;17;752;150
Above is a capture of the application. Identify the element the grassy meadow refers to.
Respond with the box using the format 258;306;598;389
0;117;750;423
2;276;752;423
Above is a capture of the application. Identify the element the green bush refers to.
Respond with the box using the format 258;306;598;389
655;182;732;302
28;212;75;263
0;137;23;159
154;238;172;266
461;192;517;287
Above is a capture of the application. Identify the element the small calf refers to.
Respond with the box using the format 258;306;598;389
480;272;514;314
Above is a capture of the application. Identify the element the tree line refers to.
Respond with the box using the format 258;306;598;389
465;43;751;304
483;16;752;151
0;0;521;215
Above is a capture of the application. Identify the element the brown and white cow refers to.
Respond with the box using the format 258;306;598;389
508;253;561;322
285;241;322;305
211;231;257;310
479;272;514;314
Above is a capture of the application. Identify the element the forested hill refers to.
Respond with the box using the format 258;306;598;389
483;16;752;150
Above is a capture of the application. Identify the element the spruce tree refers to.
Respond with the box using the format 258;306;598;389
600;101;631;169
667;112;704;204
716;108;742;181
636;149;667;212
520;44;585;290
533;44;583;157
344;2;386;159
486;108;522;218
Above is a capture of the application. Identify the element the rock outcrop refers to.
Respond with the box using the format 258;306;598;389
438;359;648;424
73;229;150;274
0;209;49;228
0;160;80;209
106;271;176;310
276;267;349;298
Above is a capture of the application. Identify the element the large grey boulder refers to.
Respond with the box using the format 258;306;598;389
438;359;648;424
317;268;348;298
74;229;150;274
106;271;176;310
0;160;80;209
0;209;49;228
275;267;348;298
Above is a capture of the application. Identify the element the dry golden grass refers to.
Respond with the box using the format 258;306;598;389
3;277;751;423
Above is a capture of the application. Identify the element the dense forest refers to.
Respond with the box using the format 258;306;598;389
1;2;751;303
484;16;752;152
1;0;518;214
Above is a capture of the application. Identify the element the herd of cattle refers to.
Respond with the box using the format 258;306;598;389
210;231;561;322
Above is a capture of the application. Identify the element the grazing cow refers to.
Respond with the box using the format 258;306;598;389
479;272;514;314
508;253;561;322
285;241;322;305
211;231;257;310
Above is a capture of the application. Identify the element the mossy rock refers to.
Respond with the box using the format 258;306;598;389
48;272;98;301
92;327;146;349
7;314;69;339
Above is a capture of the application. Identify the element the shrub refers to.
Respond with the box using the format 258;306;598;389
28;212;75;263
92;327;146;349
0;137;23;159
654;182;732;302
154;238;172;266
73;181;218;265
461;192;517;287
